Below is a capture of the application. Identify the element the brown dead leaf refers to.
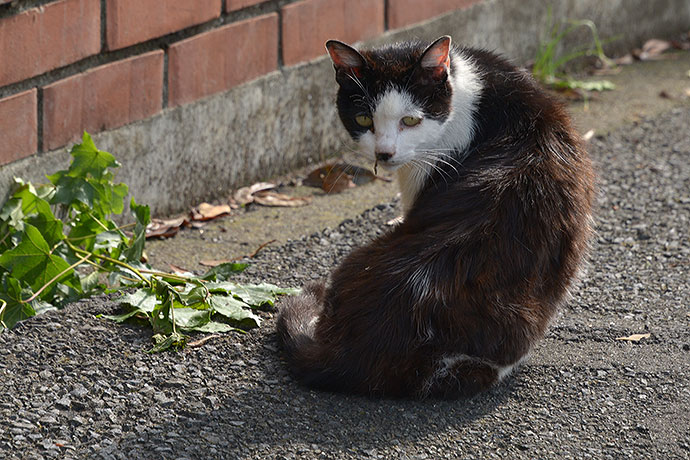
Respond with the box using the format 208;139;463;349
192;202;232;221
253;190;311;207
323;172;356;193
615;333;651;342
146;216;187;239
233;182;276;206
305;162;389;193
169;264;191;275
633;39;672;61
658;90;673;99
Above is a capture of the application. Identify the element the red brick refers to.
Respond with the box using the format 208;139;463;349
106;0;222;50
0;90;37;165
168;13;278;107
225;0;264;12
387;0;480;29
0;0;100;86
281;0;384;67
42;51;164;151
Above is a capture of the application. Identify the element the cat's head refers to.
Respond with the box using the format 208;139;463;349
326;36;454;171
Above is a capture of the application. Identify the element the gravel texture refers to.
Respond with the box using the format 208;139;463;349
1;107;689;459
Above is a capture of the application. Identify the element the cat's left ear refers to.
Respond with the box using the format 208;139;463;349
326;40;367;79
418;36;452;81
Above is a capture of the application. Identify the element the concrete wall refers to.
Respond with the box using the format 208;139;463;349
1;0;688;216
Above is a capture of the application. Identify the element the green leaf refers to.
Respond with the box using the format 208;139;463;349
179;284;210;306
227;283;295;307
50;175;97;208
173;307;211;330
192;321;242;333
211;295;261;328
11;184;64;247
0;224;72;293
124;199;149;262
120;288;158;313
66;132;119;180
148;332;187;353
200;262;248;281
99;309;142;323
0;277;35;329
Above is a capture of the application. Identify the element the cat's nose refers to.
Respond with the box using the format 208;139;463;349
375;152;393;162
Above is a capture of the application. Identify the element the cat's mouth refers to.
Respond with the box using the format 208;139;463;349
374;159;403;174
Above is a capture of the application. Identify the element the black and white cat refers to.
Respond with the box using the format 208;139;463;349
277;36;595;398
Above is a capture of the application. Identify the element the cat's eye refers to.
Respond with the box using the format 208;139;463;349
355;115;373;128
401;116;421;127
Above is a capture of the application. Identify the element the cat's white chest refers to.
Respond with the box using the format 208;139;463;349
397;164;431;213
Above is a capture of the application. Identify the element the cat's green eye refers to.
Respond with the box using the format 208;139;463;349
355;115;373;128
401;116;421;127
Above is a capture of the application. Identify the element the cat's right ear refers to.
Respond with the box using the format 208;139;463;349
325;40;366;81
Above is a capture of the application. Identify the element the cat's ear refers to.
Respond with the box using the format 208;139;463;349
325;40;366;79
417;36;452;82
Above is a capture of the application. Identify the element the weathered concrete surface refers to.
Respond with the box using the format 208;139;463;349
1;0;688;216
145;51;690;271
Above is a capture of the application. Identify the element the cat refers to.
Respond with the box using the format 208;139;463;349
276;36;595;398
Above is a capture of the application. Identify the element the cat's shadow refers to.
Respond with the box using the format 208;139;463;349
171;332;518;456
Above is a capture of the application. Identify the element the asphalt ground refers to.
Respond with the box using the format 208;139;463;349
0;54;689;460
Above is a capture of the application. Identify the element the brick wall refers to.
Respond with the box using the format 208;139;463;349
0;0;481;165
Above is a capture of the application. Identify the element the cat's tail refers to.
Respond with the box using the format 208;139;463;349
276;281;339;388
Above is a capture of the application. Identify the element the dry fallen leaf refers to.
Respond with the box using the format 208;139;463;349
658;90;673;99
615;333;651;342
322;172;356;193
253;190;311;207
146;216;188;238
633;39;672;61
305;162;389;194
233;182;276;206
192;202;232;221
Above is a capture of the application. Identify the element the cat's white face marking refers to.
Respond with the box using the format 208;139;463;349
354;51;482;212
356;89;445;170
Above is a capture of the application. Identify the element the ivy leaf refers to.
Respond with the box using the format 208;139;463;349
65;132;119;180
200;262;248;281
0;277;35;329
0;224;72;293
124;199;149;262
211;295;261;328
173;307;212;330
207;282;299;308
120;288;157;313
148;332;187;353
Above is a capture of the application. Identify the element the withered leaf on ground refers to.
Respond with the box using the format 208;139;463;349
146;216;188;238
192;202;232;221
304;162;389;194
633;39;672;61
615;333;651;342
253;190;311;207
233;182;276;206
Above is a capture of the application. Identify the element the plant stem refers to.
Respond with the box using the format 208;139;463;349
65;240;153;288
21;253;92;304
